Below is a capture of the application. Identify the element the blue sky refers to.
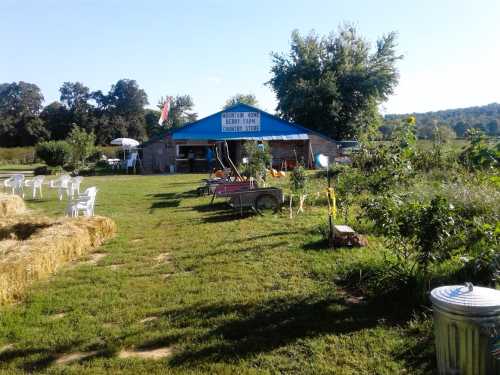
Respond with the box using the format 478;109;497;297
1;0;500;117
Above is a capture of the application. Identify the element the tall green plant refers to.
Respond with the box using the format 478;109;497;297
66;125;96;168
459;129;499;170
289;165;307;193
241;142;271;180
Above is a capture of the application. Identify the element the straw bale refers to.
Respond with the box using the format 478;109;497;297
0;215;116;304
0;194;25;217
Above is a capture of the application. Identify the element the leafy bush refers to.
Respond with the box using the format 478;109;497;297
364;195;457;270
33;165;64;175
76;167;96;176
459;129;499;170
351;118;418;193
35;141;73;167
33;165;50;175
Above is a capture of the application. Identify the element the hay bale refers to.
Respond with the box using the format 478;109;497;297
0;215;116;304
0;194;25;217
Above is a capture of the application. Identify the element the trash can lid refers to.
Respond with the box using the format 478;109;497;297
430;283;500;316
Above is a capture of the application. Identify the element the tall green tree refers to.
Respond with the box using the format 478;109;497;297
89;79;149;143
60;82;91;113
40;101;72;140
223;94;258;109
0;81;48;146
144;108;161;138
0;81;44;116
105;79;149;141
268;25;402;139
59;81;96;134
107;79;148;116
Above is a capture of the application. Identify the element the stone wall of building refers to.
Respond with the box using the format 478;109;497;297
268;140;308;168
142;133;337;174
142;138;176;173
309;133;337;161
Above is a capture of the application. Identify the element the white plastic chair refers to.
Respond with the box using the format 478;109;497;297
24;175;45;199
69;176;83;199
127;152;138;168
49;175;72;200
67;186;98;217
3;174;25;197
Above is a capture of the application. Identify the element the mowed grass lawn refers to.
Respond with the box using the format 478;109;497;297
0;174;434;374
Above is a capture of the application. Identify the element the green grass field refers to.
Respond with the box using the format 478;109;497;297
0;174;435;374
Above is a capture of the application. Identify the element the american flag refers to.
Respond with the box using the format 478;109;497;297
158;97;172;126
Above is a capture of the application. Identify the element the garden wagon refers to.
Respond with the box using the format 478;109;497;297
209;180;257;204
227;187;283;215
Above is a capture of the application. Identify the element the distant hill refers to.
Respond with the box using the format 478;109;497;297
383;103;500;139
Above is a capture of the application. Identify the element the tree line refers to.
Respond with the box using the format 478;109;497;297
1;24;404;147
5;24;498;146
383;103;500;140
0;80;197;147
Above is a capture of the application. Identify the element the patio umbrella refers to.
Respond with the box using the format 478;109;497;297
110;138;140;161
110;138;140;149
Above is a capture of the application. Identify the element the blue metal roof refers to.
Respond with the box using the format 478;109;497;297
171;103;313;141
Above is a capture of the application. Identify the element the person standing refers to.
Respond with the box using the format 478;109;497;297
206;147;214;173
188;149;195;173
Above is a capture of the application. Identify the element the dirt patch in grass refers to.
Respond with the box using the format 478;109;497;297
139;316;158;324
80;252;107;265
55;350;100;365
48;312;66;320
155;253;172;264
118;346;173;360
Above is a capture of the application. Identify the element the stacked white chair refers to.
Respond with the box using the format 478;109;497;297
24;175;45;199
67;186;98;217
3;174;25;197
49;175;72;201
124;152;138;173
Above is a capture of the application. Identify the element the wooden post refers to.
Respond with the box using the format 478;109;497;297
328;170;335;248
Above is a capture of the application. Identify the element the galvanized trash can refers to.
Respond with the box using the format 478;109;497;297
430;283;500;374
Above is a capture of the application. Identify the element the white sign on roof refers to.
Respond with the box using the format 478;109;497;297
221;111;260;132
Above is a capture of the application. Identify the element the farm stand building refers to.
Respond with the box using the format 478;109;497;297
142;103;337;173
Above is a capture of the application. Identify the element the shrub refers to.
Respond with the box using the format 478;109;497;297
35;141;73;167
241;142;271;179
364;196;457;266
75;167;96;176
66;126;96;168
33;166;49;175
33;166;64;176
459;129;499;170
